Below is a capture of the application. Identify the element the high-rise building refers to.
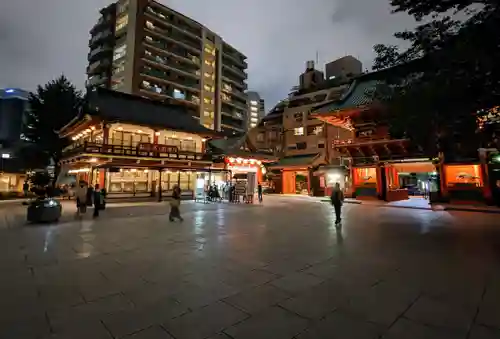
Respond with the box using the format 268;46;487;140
246;91;265;130
0;88;29;144
87;0;248;135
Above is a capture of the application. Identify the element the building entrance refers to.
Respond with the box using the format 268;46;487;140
385;161;438;202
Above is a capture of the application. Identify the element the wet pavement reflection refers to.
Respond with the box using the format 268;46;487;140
0;196;499;339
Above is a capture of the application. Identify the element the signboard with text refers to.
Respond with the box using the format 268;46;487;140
137;143;179;153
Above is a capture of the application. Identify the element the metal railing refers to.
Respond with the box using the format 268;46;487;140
63;141;210;161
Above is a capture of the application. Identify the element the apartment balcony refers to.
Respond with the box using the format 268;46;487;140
221;122;245;133
90;16;111;34
222;52;247;69
89;30;112;47
143;55;200;80
221;76;247;91
144;42;199;68
144;10;202;42
222;64;247;80
88;45;112;61
148;3;203;38
86;75;108;87
139;87;199;109
145;26;201;55
87;59;110;75
141;70;201;94
222;87;247;102
222;110;245;121
222;97;246;111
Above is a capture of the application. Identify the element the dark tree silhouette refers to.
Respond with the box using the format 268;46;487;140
23;75;82;177
372;0;500;159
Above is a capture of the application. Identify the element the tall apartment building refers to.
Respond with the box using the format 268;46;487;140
246;91;265;130
86;0;248;135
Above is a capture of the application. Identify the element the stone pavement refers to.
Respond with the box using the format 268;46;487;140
1;196;500;339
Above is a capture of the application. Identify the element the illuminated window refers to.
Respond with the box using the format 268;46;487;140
113;61;125;75
250;100;258;105
250;117;258;122
294;127;304;136
251;106;258;112
204;72;213;78
145;35;153;42
204;60;212;66
203;97;213;104
115;15;128;32
204;44;213;53
113;44;127;61
146;20;154;29
204;85;214;92
250;123;256;127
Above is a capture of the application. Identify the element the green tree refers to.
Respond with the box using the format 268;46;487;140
372;0;500;159
23;75;82;176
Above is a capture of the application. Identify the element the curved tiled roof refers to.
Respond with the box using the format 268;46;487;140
312;79;383;115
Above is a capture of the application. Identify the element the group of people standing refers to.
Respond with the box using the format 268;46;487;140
74;181;106;218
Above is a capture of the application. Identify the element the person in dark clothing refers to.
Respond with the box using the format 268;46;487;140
257;183;263;203
23;181;29;197
100;188;107;210
330;182;344;225
93;184;103;218
169;185;183;222
86;185;94;207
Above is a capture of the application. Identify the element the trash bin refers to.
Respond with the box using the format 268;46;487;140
27;198;62;223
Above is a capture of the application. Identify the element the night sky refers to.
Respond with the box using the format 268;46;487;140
0;0;414;109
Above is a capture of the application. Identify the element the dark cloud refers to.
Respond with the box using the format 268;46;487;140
0;0;415;108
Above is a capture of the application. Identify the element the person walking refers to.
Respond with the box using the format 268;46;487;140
75;181;88;217
257;182;263;203
169;185;183;222
23;181;29;198
93;184;103;218
330;182;344;226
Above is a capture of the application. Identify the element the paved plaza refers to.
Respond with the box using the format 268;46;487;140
1;196;500;339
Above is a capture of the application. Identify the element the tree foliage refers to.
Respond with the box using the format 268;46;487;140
373;0;500;159
23;75;82;170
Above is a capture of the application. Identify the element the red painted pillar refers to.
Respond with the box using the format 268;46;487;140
307;169;312;195
376;165;383;198
153;131;159;144
99;169;106;189
257;166;263;184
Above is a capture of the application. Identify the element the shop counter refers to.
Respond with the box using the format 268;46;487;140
447;185;485;204
386;189;409;202
354;186;378;200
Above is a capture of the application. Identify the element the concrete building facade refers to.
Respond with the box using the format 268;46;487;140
246;91;265;130
87;0;248;135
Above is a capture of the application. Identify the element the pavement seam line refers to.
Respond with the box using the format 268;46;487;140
465;278;489;339
378;293;422;339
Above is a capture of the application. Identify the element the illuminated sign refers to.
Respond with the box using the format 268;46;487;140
137;143;178;153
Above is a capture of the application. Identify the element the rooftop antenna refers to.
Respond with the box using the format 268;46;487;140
315;50;319;68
